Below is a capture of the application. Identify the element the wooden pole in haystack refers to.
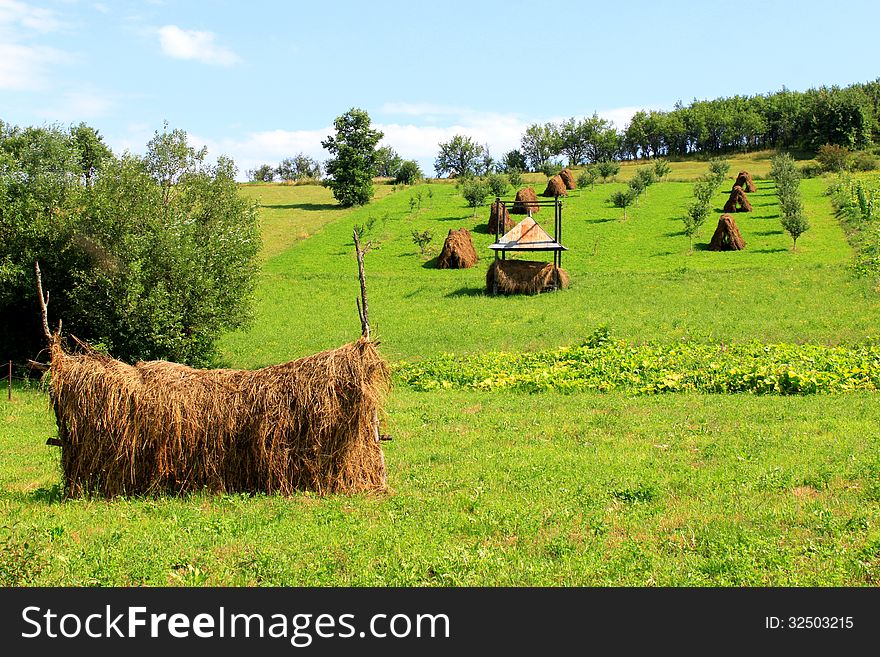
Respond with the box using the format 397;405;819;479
35;261;51;342
352;230;384;480
7;360;11;401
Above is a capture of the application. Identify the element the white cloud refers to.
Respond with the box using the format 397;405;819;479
0;0;63;35
92;3;110;13
0;42;64;89
157;25;240;66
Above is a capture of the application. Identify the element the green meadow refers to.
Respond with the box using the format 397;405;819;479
4;154;880;586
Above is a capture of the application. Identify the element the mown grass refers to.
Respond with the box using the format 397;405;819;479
4;384;880;586
220;159;878;367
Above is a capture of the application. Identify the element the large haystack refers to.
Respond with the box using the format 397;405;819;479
559;168;577;190
488;200;513;234
48;336;390;497
437;228;478;269
486;259;569;294
709;213;746;251
723;185;753;213
543;175;568;197
735;171;756;193
512;187;540;215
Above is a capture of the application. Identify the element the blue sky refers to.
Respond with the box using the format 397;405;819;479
3;0;879;178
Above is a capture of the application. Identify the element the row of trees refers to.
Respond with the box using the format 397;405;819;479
248;154;323;182
1;122;260;365
771;153;810;250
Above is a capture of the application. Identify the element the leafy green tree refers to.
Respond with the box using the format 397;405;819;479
771;153;810;250
374;145;403;178
634;167;656;194
322;107;384;207
486;172;509;198
411;229;433;255
578;165;598;190
520;122;561;171
628;174;646;204
434;135;484;178
0;123;260;365
681;201;710;252
394;159;423;185
249;164;275;182
70;122;112;186
610;188;636;220
707;157;730;188
276;153;322;181
500;149;527;173
816;143;851;172
653;159;672;180
460;179;490;217
507;168;523;189
597;160;621;183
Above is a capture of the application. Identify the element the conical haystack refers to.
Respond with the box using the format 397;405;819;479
559;168;577;190
512;187;540;215
437;228;478;269
709;213;746;251
723;185;753;213
488;200;514;234
735;171;756;193
486;259;569;294
543;174;567;197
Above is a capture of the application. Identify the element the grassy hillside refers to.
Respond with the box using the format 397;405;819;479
220;159;878;367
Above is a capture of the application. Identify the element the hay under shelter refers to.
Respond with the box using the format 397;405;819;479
512;187;540;215
488;200;514;234
709;213;746;251
543;174;568;197
485;259;569;295
47;336;390;498
723;185;753;213
437;228;478;269
735;170;757;193
559;168;577;190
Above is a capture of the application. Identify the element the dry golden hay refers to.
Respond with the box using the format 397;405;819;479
559;168;577;190
723;185;753;213
437;228;478;269
47;336;390;498
735;170;757;193
485;259;569;294
488;200;514;234
543;175;568;197
511;187;540;215
709;213;746;251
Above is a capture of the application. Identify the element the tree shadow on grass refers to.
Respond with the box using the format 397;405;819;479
694;242;711;251
586;216;617;224
754;228;784;236
753;247;788;254
263;203;338;211
14;483;64;505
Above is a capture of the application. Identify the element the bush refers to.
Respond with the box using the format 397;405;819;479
249;164;275;182
578;166;598;190
460;179;490;217
610;188;636;219
851;151;878;172
411;229;433;255
596;160;620;182
507;169;523;189
816;143;851;173
799;163;824;179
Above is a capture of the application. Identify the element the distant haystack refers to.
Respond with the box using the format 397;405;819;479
709;213;746;251
735;171;757;193
486;259;569;294
543;175;567;197
488;200;514;234
512;187;540;215
437;228;478;269
723;185;753;213
559;168;577;190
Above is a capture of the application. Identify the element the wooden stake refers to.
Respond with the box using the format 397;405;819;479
34;261;51;341
352;230;370;340
7;361;11;402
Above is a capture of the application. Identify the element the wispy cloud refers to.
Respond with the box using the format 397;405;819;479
0;0;63;35
37;89;116;121
0;42;65;90
157;25;240;66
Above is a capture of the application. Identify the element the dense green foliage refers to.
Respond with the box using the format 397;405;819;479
828;174;880;284
321;108;383;207
394;159;423;185
275;153;322;182
396;335;880;394
772;153;810;249
0;123;260;365
434;135;484;178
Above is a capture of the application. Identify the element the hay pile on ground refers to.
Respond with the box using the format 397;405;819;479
512;187;540;215
543;175;568;197
437;228;478;269
735;170;757;193
48;336;390;497
559;168;577;190
486;259;569;294
709;213;746;251
488;200;513;234
723;185;753;213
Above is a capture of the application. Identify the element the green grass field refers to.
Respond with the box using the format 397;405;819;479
3;153;880;586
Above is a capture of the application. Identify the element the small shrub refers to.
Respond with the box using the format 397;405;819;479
816;143;851;173
578;166;598;190
411;229;433;255
507;169;523;189
851;151;878;172
653;159;672;180
395;159;423;185
486;172;509;198
460;179;490;217
597;160;620;183
610;188;636;220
